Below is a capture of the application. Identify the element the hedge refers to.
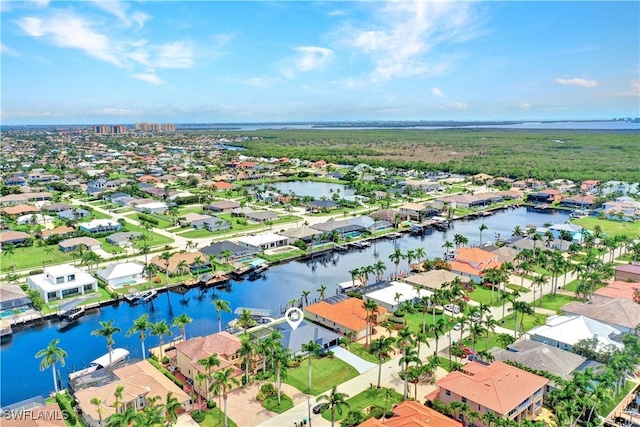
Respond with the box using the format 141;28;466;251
55;393;78;425
147;357;184;390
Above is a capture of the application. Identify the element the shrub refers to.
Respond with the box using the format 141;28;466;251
191;410;206;423
368;405;385;419
55;394;77;425
147;357;183;390
207;401;217;409
256;383;277;401
29;269;44;275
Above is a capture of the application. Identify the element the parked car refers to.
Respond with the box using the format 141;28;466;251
444;304;461;314
313;403;326;414
461;346;474;356
470;313;481;322
453;323;462;331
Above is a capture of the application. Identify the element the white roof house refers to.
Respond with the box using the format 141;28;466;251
364;281;431;312
27;265;97;303
236;232;289;250
96;262;145;288
134;201;168;214
528;315;624;353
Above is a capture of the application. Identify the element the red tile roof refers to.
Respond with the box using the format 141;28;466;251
304;298;387;332
436;361;548;415
358;401;460;427
455;247;498;265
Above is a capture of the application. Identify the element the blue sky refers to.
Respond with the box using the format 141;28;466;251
1;1;638;124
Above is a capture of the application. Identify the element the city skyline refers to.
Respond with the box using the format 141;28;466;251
1;0;639;125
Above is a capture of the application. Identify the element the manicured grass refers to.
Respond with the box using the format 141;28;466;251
349;342;390;364
120;223;174;246
262;394;294;413
125;213;173;229
572;217;640;239
178;214;303;238
505;283;530;293
261;248;306;263
178;205;206;215
321;387;403;422
196;408;238;427
282;356;359;395
537;293;578;311
402;311;453;335
178;228;222;238
601;381;635;417
436;356;461;372
2;246;75;272
563;279;579;292
467;285;502;306
500;312;548;334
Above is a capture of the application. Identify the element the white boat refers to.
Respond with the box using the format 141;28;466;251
68;348;130;380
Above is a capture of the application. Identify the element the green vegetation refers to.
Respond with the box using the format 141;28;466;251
349;342;390;364
1;245;75;272
499;313;548;335
572;217;640;238
321;387;402;422
282;357;359;395
537;293;578;311
235;129;640;181
262;395;294;413
196;408;238;427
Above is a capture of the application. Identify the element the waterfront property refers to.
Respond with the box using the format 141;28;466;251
150;251;206;275
363;281;429;313
252;319;341;354
200;240;259;261
304;295;387;339
527;314;624;352
167;331;243;400
74;360;191;427
449;247;501;282
96;262;145;288
236;232;289;251
402;269;469;291
561;296;640;334
433;361;548;427
27;265;98;303
0;284;32;316
359;400;461;427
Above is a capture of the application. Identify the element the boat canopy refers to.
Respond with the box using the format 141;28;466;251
91;348;130;368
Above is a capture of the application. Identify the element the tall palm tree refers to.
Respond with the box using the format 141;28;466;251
176;259;189;281
442;240;454;258
301;340;322;392
127;314;151;360
273;344;291;405
90;397;105;426
396;327;414;400
150;320;172;362
389;248;404;277
373;260;387;281
164;391;182;426
479;223;488;246
362;299;379;347
301;290;311;307
317;386;350;427
212;299;232;332
172;312;193;339
429;318;447;356
159;251;172;286
143;262;158;288
197;354;221;401
105;406;140;427
35;338;67;393
414;247;426;264
236;308;256;336
348;268;361;287
91;320;121;370
138;241;151;266
237;335;255;384
531;274;549;307
483;315;498;350
369;336;395;388
211;367;240;427
316;284;327;300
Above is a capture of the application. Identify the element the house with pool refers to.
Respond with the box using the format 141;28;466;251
27;265;98;303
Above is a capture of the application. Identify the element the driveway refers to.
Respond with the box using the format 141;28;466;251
330;346;377;374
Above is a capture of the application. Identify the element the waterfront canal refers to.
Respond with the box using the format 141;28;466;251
0;207;570;405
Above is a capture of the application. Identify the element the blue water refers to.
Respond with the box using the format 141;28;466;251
270;181;355;199
0;207;570;406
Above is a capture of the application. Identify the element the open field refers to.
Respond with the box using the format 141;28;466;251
572;217;640;238
234;129;640;182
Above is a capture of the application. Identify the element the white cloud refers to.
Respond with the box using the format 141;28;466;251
616;80;640;97
131;73;164;85
341;1;485;82
520;103;532;109
282;46;334;78
554;78;599;87
1;43;21;57
16;13;123;66
432;88;445;97
92;1;149;29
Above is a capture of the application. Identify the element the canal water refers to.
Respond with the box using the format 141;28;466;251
0;207;570;406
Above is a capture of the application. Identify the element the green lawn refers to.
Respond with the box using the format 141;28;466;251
499;312;548;335
196;408;238;427
178;214;303;238
2;245;76;272
321;387;403;422
402;311;453;335
563;279;579;292
178;228;221;238
261;248;306;263
572;217;640;239
282;356;359;395
262;394;294;413
120;223;174;247
537;293;578;312
348;342;390;364
467;285;502;306
505;283;530;293
125;213;173;229
600;381;635;417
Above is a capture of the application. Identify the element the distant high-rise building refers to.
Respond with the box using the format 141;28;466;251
134;122;176;132
93;124;128;134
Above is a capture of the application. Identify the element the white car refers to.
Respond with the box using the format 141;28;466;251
444;304;461;314
453;323;462;331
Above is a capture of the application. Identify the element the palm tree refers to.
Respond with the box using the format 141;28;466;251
301;340;322;392
143;262;158;288
316;284;328;300
172;313;193;339
35;338;67;393
159;251;172;286
483;315;498;350
405;249;416;271
127;314;151;360
361;265;375;285
301;290;311;307
212;299;232;333
2;243;16;269
176;259;189;281
479;223;488;246
272;344;291;405
164;391;182;426
429;318;447;356
396;327;414;400
150;320;172;362
91;320;121;371
369;336;395;388
138;241;151;266
362;299;379;347
90;397;105;426
197;354;221;400
389;248;404;277
106;406;140;427
373;260;387;281
348;268;361;287
236;308;256;336
317;386;350;427
415;247;426;264
237;335;255;384
442;240;454;258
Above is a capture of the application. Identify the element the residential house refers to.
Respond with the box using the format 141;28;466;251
16;213;55;228
203;200;240;213
150;251;206;275
304;295;388;339
0;284;32;315
528;314;624;352
306;199;340;213
2;204;40;217
41;203;74;213
200;241;259;261
230;206;255;217
184;213;232;232
512;179;545;190
434;361;548;427
106;232;141;247
27;265;98;303
614;264;640;282
581;180;599;192
0;231;31;247
134;201;168;214
527;189;563;204
2;175;27;186
266;320;341;355
403;270;469;291
245;210;280;223
57;208;91;221
79;219;121;234
549;179;576;192
594;281;640;303
399;202;440;221
561;296;640;334
364;281;430;312
58;237;102;252
2;401;65;427
358;400;461;427
96;262;145;288
168;332;243;400
278;226;321;245
449;247;501;282
0;192;51;205
74;360;191;427
41;225;75;240
236;232;288;251
559;194;596;209
369;209;407;224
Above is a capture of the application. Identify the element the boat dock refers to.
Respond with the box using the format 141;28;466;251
0;319;12;338
233;307;273;318
123;289;158;304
